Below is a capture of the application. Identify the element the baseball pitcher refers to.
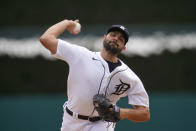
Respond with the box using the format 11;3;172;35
40;19;150;131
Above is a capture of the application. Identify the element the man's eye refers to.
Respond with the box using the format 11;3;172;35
120;38;124;42
111;34;116;37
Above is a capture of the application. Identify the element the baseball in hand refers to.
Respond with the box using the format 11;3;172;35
73;23;81;33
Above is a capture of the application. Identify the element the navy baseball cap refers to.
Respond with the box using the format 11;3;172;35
107;25;129;44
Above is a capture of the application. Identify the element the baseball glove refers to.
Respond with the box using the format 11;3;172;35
93;94;120;122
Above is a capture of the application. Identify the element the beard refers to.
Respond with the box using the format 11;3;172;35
103;39;122;55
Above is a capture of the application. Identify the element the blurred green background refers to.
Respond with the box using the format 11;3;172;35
0;0;196;131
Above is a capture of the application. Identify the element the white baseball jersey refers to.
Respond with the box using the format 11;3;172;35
52;39;149;117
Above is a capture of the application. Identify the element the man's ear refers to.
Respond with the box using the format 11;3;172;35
122;46;126;51
102;34;106;40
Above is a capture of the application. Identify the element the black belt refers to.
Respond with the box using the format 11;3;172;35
66;107;101;122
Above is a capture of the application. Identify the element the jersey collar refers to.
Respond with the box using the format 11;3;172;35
93;52;128;73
